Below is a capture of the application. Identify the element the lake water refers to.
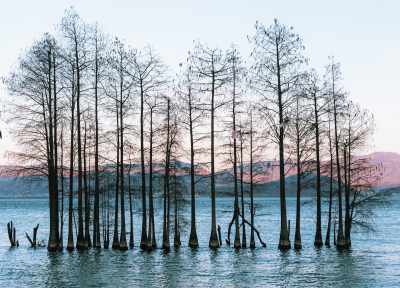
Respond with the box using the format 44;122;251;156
0;195;399;287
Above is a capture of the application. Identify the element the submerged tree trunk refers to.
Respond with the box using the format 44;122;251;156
173;174;181;248
112;100;120;249
59;126;64;250
313;93;323;247
277;48;290;250
209;70;219;249
325;111;334;247
333;93;345;249
344;147;351;248
163;98;171;251
345;139;352;247
119;89;128;250
188;86;198;248
75;37;86;250
249;113;256;249
147;107;156;250
52;51;60;251
47;48;60;252
240;134;246;248
139;84;148;249
67;65;75;251
93;32;101;248
103;175;111;249
232;65;240;249
83;121;91;248
128;171;134;249
294;113;302;250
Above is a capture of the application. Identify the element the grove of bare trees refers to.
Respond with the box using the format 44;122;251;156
3;9;380;252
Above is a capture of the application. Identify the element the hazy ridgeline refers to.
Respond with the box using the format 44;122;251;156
2;8;381;252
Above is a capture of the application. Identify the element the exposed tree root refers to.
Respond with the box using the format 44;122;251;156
225;212;266;247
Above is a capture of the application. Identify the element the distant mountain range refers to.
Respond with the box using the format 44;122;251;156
0;152;399;198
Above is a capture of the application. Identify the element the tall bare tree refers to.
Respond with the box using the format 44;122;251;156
175;61;203;248
162;97;172;250
190;42;231;249
128;46;166;249
303;71;326;247
250;19;306;249
5;34;61;251
287;89;314;250
324;58;346;249
105;38;133;250
90;23;107;248
61;8;91;249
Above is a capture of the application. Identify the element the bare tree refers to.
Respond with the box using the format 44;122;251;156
175;60;204;248
323;96;335;247
342;102;375;246
286;88;314;249
128;46;166;249
90;23;108;249
61;8;91;249
145;95;162;250
303;71;327;247
162;97;172;250
249;19;306;250
190;42;231;249
105;38;134;250
5;34;61;251
324;58;346;249
66;60;76;251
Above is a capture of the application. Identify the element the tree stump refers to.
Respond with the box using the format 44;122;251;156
7;221;19;247
25;224;39;248
217;225;222;246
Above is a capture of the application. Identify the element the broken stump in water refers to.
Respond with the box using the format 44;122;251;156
7;221;19;247
25;224;39;247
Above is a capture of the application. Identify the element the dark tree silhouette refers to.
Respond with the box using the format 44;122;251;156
127;46;166;249
61;8;91;250
175;60;204;248
250;19;306;250
325;58;346;249
190;42;231;249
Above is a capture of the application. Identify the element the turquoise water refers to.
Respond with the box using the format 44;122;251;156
0;195;399;287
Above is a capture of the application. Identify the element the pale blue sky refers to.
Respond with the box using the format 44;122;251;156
1;0;399;162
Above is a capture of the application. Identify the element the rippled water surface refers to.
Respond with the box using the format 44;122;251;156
0;195;399;287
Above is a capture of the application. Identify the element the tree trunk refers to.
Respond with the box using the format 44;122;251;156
232;62;240;249
119;80;128;250
188;87;198;248
325;111;333;247
276;45;290;250
59;126;64;250
163;99;171;251
147;108;156;250
93;33;101;248
333;90;345;249
52;51;60;250
209;68;219;249
47;48;59;251
294;110;302;250
128;171;134;249
344;147;351;248
112;99;120;249
345;138;352;247
75;38;86;250
249;113;256;249
173;174;181;248
84;121;91;247
313;93;322;247
240;134;246;248
67;65;75;251
140;84;148;249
